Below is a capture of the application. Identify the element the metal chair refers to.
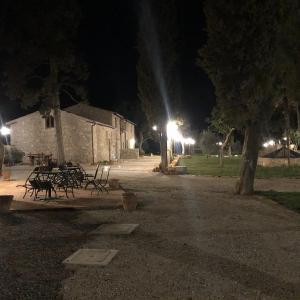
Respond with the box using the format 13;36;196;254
84;162;101;190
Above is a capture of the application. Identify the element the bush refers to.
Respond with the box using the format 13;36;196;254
198;130;219;155
4;146;25;164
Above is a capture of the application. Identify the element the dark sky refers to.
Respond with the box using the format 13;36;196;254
2;0;215;131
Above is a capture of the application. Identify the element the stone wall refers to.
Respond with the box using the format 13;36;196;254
61;111;93;163
8;111;57;163
7;107;136;164
258;157;300;167
120;149;139;159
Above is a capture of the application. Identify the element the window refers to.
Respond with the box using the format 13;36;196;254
45;115;54;128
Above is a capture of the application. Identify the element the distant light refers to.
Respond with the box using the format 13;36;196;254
263;142;269;148
216;141;222;146
152;125;158;131
283;137;287;141
184;137;195;145
263;139;275;148
0;126;10;136
129;138;135;149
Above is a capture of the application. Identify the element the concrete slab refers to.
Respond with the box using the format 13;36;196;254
90;223;139;235
63;249;118;267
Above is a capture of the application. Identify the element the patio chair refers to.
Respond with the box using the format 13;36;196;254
95;165;111;193
28;177;57;200
85;165;111;194
84;162;101;190
77;163;94;183
54;171;75;198
16;169;39;198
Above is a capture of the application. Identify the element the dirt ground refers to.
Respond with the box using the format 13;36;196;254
0;156;299;299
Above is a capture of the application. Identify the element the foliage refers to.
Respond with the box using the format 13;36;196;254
0;0;88;111
256;190;300;213
4;146;25;164
181;155;300;178
198;0;281;130
198;130;219;155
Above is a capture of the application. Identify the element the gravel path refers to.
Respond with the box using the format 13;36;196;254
1;158;300;299
62;173;300;300
0;210;98;300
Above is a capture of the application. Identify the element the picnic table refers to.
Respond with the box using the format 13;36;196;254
28;153;52;166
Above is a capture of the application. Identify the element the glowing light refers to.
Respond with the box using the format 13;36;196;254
184;137;195;145
283;137;287;141
129;138;135;149
167;121;183;142
263;142;269;148
263;139;275;148
152;125;158;131
216;141;223;146
0;126;10;136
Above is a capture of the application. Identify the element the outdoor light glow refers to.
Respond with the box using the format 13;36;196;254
263;142;269;148
152;125;158;131
167;120;183;142
268;140;275;146
263;139;275;148
129;138;135;149
216;141;223;146
0;126;10;136
283;137;287;141
184;137;195;145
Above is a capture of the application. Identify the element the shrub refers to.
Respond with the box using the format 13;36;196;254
4;146;25;164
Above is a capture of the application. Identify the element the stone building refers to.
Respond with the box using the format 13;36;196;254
6;103;136;164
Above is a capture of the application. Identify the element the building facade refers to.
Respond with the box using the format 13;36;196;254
6;103;136;164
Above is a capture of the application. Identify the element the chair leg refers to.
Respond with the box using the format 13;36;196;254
23;189;28;199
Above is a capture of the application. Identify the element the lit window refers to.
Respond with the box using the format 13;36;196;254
45;115;54;128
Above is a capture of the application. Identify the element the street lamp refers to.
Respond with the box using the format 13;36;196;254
0;126;10;136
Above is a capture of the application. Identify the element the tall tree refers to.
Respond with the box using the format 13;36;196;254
199;0;281;194
137;0;180;170
0;0;87;165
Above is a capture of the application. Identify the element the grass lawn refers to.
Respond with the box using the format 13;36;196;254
256;191;300;213
180;155;300;178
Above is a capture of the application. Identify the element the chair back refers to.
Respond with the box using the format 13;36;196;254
99;165;111;184
93;162;102;179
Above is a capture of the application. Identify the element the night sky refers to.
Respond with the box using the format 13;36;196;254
1;0;215;131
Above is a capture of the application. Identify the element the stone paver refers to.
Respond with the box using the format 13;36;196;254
63;249;119;267
90;223;139;235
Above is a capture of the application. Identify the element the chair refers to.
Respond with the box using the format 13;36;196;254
16;170;38;198
28;177;57;200
54;171;75;198
86;165;111;194
84;162;101;190
95;165;111;193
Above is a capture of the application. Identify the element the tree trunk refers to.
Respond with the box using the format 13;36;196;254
138;131;144;153
219;128;234;167
50;59;65;165
0;140;4;176
296;102;300;131
284;97;290;167
160;125;168;172
235;123;261;195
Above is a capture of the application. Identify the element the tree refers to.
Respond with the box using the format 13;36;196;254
198;130;218;155
137;0;180;170
210;108;235;166
0;0;88;165
199;0;282;194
